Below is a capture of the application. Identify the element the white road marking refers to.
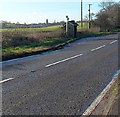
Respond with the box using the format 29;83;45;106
0;78;14;84
45;54;83;67
91;45;106;52
110;40;117;44
82;69;120;116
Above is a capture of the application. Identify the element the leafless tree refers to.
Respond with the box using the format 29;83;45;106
99;0;115;10
95;1;120;31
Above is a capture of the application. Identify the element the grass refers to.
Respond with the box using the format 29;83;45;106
40;25;62;31
112;79;119;96
110;28;120;32
2;37;74;59
77;22;89;30
1;24;66;60
2;26;65;48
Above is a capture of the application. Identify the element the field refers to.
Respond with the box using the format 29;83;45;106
77;22;89;30
0;25;62;32
2;25;64;47
1;25;69;60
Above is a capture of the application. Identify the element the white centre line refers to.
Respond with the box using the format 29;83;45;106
110;40;117;44
0;78;14;84
91;45;106;52
45;54;83;68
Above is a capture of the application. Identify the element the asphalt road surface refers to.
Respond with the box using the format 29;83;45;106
1;33;119;115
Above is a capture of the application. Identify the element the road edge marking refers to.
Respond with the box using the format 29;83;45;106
0;78;14;84
45;54;83;67
82;70;120;116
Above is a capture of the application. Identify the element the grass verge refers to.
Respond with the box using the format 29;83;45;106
2;37;74;61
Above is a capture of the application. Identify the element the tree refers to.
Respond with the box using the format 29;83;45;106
95;1;120;31
107;3;120;28
99;0;115;11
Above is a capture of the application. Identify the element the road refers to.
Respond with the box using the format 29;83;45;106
1;34;119;115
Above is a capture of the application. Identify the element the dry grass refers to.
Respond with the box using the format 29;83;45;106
2;27;65;48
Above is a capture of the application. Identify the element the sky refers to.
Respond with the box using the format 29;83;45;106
0;0;119;24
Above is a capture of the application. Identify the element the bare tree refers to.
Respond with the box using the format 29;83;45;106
99;0;115;10
95;1;120;31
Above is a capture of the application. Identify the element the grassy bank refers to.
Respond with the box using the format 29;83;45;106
2;37;73;55
2;37;75;60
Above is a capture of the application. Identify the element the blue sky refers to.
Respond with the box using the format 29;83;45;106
0;0;119;24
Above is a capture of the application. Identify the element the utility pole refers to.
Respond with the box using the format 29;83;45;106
88;4;92;29
81;0;83;28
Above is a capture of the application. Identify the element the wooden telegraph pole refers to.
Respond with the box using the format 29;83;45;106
88;4;92;29
81;0;83;28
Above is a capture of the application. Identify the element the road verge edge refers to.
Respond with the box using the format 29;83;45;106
82;70;119;116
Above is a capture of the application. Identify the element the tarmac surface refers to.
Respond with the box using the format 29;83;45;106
1;34;119;115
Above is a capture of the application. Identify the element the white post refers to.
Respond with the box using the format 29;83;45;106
66;16;69;36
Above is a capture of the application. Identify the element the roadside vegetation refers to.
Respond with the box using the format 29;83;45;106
1;25;66;60
93;1;120;31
